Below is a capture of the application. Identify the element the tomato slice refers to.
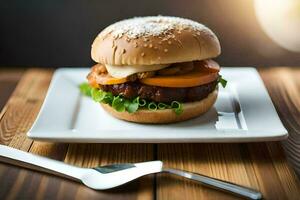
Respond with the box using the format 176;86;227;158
88;59;220;87
140;71;218;88
140;59;219;87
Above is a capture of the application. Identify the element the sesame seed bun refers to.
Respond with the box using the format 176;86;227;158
100;89;218;124
91;16;221;66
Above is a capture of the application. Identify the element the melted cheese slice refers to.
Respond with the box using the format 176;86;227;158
106;64;170;78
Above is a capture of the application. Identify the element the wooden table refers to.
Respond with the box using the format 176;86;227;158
0;67;299;200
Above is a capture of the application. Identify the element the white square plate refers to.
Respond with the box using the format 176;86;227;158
27;68;287;143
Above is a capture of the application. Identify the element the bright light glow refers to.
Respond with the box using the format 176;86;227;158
254;0;300;52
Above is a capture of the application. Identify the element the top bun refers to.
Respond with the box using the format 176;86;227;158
91;16;221;66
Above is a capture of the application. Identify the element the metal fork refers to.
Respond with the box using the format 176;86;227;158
0;145;262;199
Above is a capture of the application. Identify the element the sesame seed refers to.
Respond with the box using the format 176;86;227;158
168;41;172;45
158;41;162;44
154;46;158;50
141;52;145;57
105;16;206;39
158;56;161;60
149;44;153;48
164;49;168;52
143;44;148;47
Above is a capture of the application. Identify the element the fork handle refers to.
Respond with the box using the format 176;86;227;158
0;145;84;180
164;168;262;200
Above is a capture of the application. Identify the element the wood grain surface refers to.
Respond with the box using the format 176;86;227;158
0;68;299;200
260;68;300;177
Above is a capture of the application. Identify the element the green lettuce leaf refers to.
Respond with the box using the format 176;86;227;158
79;83;184;115
112;96;126;112
79;83;92;97
218;75;227;88
125;97;139;113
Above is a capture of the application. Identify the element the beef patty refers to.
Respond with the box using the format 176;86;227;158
100;80;218;103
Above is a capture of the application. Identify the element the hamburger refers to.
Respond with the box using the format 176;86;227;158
81;16;227;123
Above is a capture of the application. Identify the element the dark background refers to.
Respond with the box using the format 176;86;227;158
1;0;300;68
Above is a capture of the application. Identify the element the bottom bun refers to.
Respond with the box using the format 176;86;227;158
101;89;218;124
